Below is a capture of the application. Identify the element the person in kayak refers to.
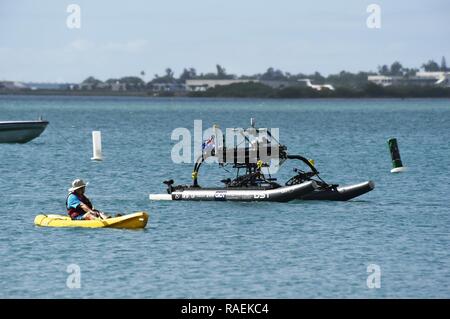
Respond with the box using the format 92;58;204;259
66;179;109;220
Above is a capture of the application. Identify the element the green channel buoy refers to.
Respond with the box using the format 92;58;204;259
388;138;406;173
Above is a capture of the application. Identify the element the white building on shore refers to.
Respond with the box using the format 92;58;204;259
185;78;334;91
185;79;254;92
0;81;29;90
368;72;450;87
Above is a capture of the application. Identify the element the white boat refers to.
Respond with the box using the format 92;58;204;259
0;120;49;143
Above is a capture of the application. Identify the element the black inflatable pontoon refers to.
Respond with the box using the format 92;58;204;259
298;181;374;201
149;180;317;202
284;155;374;201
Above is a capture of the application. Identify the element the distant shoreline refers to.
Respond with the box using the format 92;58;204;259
1;86;450;99
0;89;152;97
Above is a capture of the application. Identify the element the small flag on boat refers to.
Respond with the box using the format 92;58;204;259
202;136;215;153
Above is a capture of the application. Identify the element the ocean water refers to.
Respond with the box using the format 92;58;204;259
0;95;449;298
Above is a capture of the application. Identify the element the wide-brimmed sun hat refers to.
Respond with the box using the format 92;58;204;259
68;179;88;192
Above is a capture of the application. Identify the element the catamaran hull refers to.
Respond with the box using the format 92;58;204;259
299;181;375;201
150;181;317;202
0;121;49;143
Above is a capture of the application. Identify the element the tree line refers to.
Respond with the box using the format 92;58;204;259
79;56;449;91
377;57;448;76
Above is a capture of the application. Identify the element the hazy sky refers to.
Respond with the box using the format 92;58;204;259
1;0;449;82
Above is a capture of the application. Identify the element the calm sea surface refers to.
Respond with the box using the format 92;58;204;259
0;95;449;298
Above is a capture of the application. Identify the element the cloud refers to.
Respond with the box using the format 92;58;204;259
103;39;149;53
67;39;94;51
0;38;151;81
66;38;149;53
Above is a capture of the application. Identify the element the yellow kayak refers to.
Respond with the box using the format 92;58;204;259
34;211;148;229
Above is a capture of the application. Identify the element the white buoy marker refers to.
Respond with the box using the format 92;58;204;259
91;131;103;161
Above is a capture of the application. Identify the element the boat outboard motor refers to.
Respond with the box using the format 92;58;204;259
221;178;231;186
163;179;174;194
